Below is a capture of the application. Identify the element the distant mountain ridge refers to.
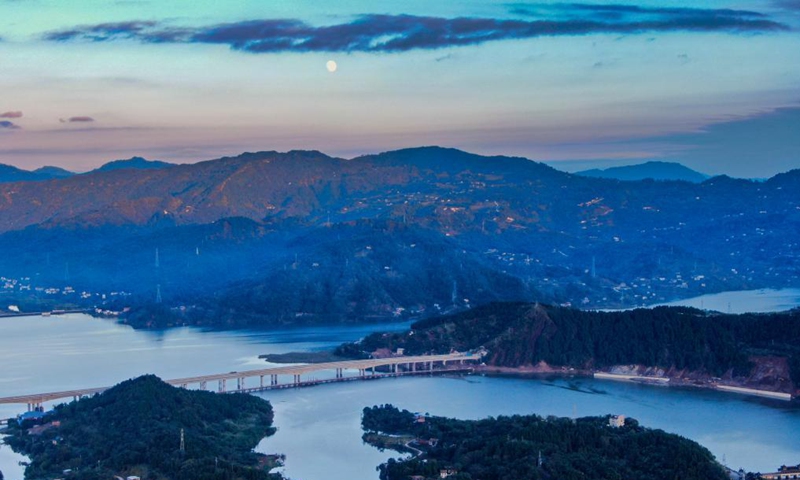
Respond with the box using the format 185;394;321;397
0;157;171;184
0;163;74;183
576;161;709;182
93;156;174;172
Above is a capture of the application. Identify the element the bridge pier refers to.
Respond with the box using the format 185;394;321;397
271;374;278;386
180;383;188;389
335;368;343;379
260;375;265;388
392;364;397;373
293;374;300;384
218;379;226;393
200;381;207;391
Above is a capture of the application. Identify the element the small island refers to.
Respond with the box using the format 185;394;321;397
3;375;282;480
362;404;728;480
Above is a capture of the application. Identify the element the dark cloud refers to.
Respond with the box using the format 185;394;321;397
43;5;788;54
0;111;23;118
45;21;161;42
658;106;800;178
61;116;95;123
0;120;21;130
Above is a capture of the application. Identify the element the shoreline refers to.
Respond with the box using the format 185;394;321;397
473;365;796;402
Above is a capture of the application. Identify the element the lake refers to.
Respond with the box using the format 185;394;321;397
1;290;799;480
655;288;800;313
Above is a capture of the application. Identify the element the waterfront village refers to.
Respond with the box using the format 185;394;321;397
0;275;131;317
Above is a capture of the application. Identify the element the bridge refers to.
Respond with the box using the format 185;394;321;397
0;353;480;412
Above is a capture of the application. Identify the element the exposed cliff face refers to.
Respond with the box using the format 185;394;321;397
599;356;796;394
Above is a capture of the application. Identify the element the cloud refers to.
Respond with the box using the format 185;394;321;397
0;111;23;118
45;21;161;42
43;5;788;54
601;106;800;178
60;116;96;123
0;120;21;130
773;0;800;11
511;4;769;19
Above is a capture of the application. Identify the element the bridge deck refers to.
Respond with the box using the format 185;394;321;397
0;353;477;406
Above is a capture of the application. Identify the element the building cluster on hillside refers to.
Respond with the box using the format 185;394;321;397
1;273;131;314
763;465;800;480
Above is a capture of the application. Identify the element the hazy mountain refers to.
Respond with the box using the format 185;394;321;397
32;166;75;179
0;163;75;183
576;161;709;182
93;156;174;172
0;147;796;325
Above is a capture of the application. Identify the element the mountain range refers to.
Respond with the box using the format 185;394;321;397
0;164;74;183
0;147;797;327
0;156;173;184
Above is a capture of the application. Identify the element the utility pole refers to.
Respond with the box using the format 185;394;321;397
156;284;162;304
180;428;185;455
155;248;160;268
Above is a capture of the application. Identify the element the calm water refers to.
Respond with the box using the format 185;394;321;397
256;376;800;480
655;288;800;313
1;292;799;480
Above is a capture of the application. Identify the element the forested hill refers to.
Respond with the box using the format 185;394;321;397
340;303;800;393
362;404;727;480
4;375;280;480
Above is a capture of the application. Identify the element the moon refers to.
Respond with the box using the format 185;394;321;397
326;60;338;73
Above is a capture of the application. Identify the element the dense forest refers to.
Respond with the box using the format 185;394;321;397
3;375;281;480
338;303;800;389
362;404;728;480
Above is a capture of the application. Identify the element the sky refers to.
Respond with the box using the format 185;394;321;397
0;0;798;177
